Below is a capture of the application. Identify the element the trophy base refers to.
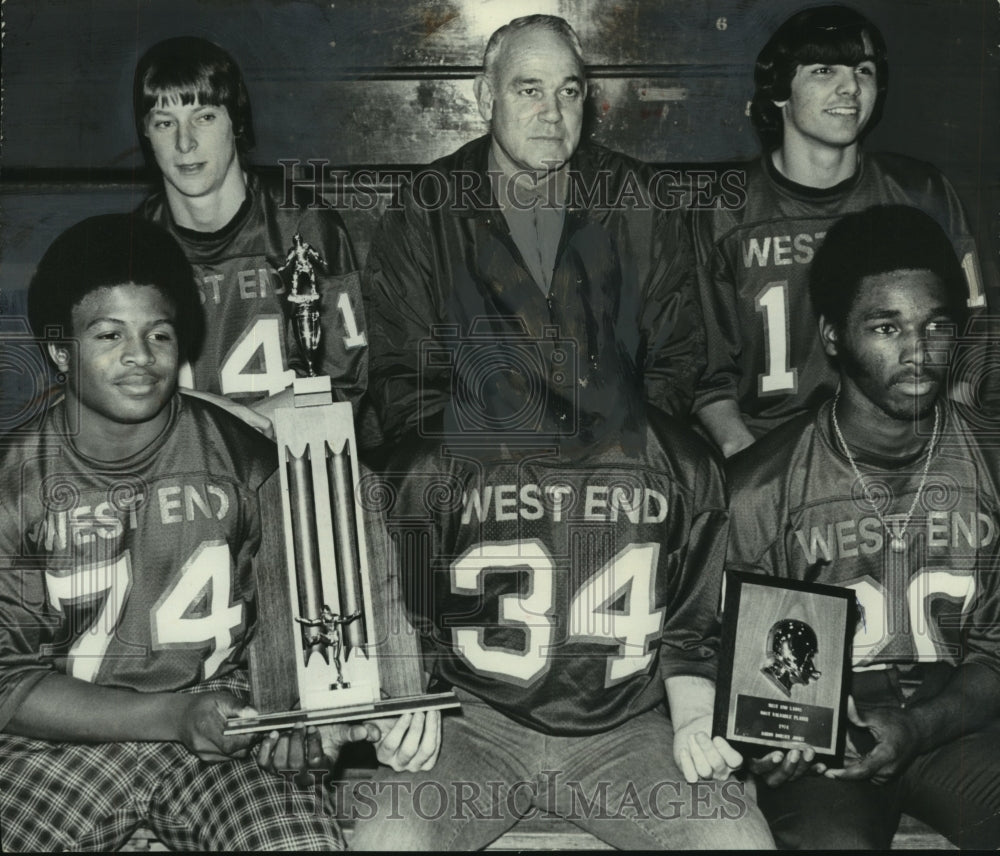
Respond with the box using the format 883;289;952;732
223;691;461;736
292;374;333;407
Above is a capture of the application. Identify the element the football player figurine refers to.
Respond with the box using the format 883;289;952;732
727;205;1000;849
691;4;995;457
281;233;327;303
279;233;326;376
761;619;822;697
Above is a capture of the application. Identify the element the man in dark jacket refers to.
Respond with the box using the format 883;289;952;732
363;14;704;454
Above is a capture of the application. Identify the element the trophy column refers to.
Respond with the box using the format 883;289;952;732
225;234;457;735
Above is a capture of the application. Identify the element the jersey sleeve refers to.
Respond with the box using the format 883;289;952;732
0;566;60;732
0;459;62;731
658;452;728;682
724;447;786;578
963;559;1000;676
930;170;999;311
689;211;743;413
919;169;1000;410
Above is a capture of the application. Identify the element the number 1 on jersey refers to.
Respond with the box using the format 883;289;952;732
756;281;797;395
337;292;368;349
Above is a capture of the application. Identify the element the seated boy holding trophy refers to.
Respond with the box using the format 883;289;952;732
0;214;436;851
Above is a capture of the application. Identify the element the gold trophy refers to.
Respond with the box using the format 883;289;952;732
225;234;458;735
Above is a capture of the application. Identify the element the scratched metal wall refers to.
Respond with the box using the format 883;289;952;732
2;0;997;268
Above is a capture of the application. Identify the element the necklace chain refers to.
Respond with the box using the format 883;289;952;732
830;389;940;552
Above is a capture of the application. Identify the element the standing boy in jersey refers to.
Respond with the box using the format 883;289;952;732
693;5;992;457
134;37;367;434
0;215;431;851
726;205;1000;849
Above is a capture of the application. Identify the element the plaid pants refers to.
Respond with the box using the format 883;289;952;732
0;673;344;852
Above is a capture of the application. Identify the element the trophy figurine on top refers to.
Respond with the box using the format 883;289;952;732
225;234;459;735
281;233;326;375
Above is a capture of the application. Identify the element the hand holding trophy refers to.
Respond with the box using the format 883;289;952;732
225;234;459;735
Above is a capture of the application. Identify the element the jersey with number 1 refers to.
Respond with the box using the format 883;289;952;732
381;415;728;736
0;394;277;730
692;153;989;438
139;173;367;405
726;400;1000;681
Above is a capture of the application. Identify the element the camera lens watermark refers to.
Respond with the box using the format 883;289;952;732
0;319;75;438
419;318;578;443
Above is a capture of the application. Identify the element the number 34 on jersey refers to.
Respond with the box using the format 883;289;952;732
449;539;665;689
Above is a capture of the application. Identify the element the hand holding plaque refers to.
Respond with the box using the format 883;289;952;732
225;234;459;736
712;572;855;766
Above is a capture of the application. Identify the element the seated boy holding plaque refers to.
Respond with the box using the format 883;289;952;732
0;215;436;851
725;204;1000;849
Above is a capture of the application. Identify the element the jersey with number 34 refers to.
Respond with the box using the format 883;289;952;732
0;394;277;729
380;414;727;736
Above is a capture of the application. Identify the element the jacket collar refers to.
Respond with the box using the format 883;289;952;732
438;134;607;220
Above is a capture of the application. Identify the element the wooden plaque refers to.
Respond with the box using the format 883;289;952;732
713;571;855;766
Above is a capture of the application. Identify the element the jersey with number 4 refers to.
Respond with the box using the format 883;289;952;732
0;394;277;730
692;153;990;437
380;415;728;736
726;400;1000;682
139;174;367;404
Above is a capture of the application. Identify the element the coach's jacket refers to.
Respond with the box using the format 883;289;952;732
362;135;705;449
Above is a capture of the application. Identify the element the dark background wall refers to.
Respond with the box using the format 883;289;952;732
1;0;997;417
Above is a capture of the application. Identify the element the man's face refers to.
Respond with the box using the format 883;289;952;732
776;52;877;151
144;95;240;200
823;269;956;421
477;27;586;175
52;284;179;435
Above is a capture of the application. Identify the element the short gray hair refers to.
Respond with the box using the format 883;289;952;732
483;15;586;82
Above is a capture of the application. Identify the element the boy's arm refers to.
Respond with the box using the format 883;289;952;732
659;450;739;782
696;399;756;458
666;674;744;783
827;663;1000;782
5;672;257;763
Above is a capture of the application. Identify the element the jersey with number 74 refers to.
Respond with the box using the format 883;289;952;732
0;393;277;730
